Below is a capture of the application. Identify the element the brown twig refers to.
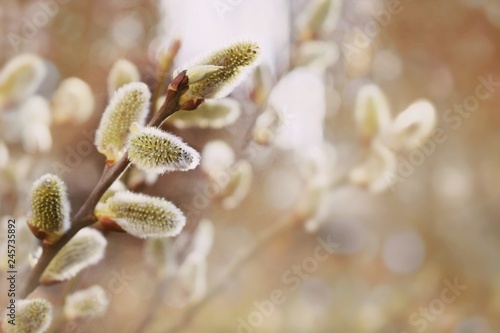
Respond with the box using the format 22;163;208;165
20;72;190;299
144;16;325;331
149;39;181;119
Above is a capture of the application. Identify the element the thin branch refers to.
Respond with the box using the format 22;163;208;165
20;72;190;299
149;39;181;118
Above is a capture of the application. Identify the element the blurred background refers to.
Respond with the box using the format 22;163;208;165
1;0;500;332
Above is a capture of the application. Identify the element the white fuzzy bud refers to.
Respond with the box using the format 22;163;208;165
95;82;151;162
354;84;392;141
19;95;51;126
0;54;46;107
127;124;200;174
51;77;95;125
22;123;52;154
96;191;186;239
200;140;235;177
1;298;53;333
184;65;224;84
28;174;70;244
64;285;109;320
298;0;343;39
384;100;437;151
107;59;140;95
40;228;107;284
166;98;241;129
295;41;340;70
176;41;261;104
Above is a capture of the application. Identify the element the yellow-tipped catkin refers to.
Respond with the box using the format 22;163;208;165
40;228;107;284
51;77;95;125
385;99;437;151
64;285;109;320
94;82;151;162
354;84;392;141
175;41;261;103
299;0;342;39
107;59;140;95
28;174;70;244
1;298;53;333
0;54;46;107
127;124;200;174
166;98;241;129
96;191;186;239
200;140;235;177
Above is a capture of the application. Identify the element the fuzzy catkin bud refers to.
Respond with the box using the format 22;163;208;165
175;41;261;104
166;98;241;129
0;54;46;107
107;59;140;95
19;95;52;126
28;174;70;244
1;298;53;333
185;65;224;84
64;285;109;320
385;99;437;151
354;84;391;141
40;228;107;284
299;0;342;40
96;191;186;239
127;124;200;174
200;140;235;177
94;82;151;162
51;77;95;125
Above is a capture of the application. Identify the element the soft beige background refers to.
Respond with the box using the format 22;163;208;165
1;0;500;332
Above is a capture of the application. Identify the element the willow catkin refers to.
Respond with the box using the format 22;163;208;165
127;124;200;174
1;298;53;333
97;191;186;239
40;228;107;284
28;174;70;244
64;285;109;320
175;41;261;104
94;82;151;162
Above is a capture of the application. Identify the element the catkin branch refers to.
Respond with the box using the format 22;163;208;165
20;72;189;299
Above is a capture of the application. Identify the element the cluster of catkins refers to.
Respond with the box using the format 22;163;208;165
1;41;260;333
